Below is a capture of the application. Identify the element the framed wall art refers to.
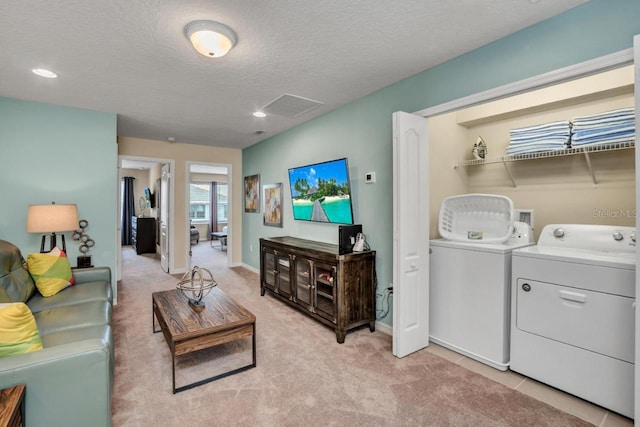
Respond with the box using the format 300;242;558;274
244;174;260;212
263;183;283;227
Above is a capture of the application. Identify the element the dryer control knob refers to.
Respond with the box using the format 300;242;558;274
613;231;624;241
631;233;636;243
553;228;565;238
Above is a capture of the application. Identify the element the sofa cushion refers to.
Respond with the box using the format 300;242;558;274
27;281;112;313
0;302;43;356
40;324;111;348
27;248;75;297
33;301;111;336
0;240;35;303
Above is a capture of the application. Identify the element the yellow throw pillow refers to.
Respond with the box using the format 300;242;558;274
27;248;75;297
0;302;43;357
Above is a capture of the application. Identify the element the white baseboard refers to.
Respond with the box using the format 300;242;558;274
375;320;392;336
241;263;259;274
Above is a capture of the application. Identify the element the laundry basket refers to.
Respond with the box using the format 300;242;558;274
438;194;514;243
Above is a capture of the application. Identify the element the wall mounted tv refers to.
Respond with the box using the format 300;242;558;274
288;157;354;225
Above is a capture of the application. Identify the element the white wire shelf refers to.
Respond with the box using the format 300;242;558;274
454;140;635;187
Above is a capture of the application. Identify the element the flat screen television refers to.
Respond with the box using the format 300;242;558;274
288;158;354;224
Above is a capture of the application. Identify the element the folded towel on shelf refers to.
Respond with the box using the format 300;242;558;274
570;107;635;148
573;124;635;141
572;117;634;131
572;134;635;147
507;120;571;156
506;141;568;155
572;107;634;123
509;120;572;135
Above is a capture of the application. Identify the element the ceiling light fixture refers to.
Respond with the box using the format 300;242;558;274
253;111;266;118
32;68;58;79
184;20;237;58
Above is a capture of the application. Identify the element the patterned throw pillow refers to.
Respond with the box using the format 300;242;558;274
0;302;43;357
27;248;75;297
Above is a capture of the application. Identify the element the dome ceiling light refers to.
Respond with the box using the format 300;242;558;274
184;20;237;58
32;68;58;78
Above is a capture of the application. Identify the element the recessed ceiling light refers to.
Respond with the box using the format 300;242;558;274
167;136;176;142
32;68;58;79
253;111;266;118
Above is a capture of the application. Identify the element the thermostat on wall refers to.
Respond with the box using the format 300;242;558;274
365;171;376;184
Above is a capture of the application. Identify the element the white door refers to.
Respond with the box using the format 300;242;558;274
160;163;170;273
633;33;640;421
392;111;430;358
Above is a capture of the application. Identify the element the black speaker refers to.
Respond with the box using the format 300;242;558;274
338;224;362;254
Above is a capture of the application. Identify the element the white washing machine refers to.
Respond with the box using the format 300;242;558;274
510;224;635;418
429;222;534;371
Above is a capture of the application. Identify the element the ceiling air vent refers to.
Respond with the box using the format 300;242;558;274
263;94;323;118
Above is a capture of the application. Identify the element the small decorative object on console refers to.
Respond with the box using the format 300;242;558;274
71;219;95;268
176;266;217;309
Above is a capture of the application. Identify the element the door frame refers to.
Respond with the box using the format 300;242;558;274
186;161;233;268
118;155;176;273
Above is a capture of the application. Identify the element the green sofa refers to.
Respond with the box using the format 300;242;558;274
0;240;113;427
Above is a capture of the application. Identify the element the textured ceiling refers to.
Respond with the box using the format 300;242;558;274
0;0;588;149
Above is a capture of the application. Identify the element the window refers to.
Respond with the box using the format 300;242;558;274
189;182;228;223
189;183;211;221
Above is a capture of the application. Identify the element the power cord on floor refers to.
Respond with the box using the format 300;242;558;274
376;288;392;320
374;269;392;320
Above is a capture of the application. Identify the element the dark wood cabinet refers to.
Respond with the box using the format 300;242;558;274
260;236;376;343
131;216;156;255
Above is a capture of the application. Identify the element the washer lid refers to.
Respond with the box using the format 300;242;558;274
430;238;533;254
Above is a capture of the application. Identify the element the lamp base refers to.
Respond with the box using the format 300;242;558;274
40;233;67;253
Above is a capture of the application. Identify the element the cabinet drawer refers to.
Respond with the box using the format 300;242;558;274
515;279;634;363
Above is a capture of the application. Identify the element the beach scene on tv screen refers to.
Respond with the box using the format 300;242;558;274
288;159;353;224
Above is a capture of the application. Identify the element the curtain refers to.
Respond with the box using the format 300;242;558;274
122;176;135;245
210;181;218;235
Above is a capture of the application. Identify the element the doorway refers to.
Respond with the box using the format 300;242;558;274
187;161;231;268
118;156;175;275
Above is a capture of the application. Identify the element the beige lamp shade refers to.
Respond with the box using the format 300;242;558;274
26;204;79;233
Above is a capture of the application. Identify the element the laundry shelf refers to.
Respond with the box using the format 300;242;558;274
454;140;635;187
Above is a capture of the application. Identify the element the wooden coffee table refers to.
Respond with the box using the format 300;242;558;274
152;287;256;393
0;384;25;427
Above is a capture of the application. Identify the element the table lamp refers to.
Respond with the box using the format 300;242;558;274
26;203;79;253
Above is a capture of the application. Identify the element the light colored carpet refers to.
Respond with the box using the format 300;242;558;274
112;243;592;427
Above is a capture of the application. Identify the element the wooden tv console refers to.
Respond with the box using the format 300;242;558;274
259;236;376;343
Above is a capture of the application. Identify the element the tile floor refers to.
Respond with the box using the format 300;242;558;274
426;343;633;427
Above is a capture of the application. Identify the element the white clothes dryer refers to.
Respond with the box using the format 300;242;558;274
510;224;635;418
429;222;534;371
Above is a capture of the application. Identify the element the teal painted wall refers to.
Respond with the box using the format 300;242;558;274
244;0;640;326
0;97;118;295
